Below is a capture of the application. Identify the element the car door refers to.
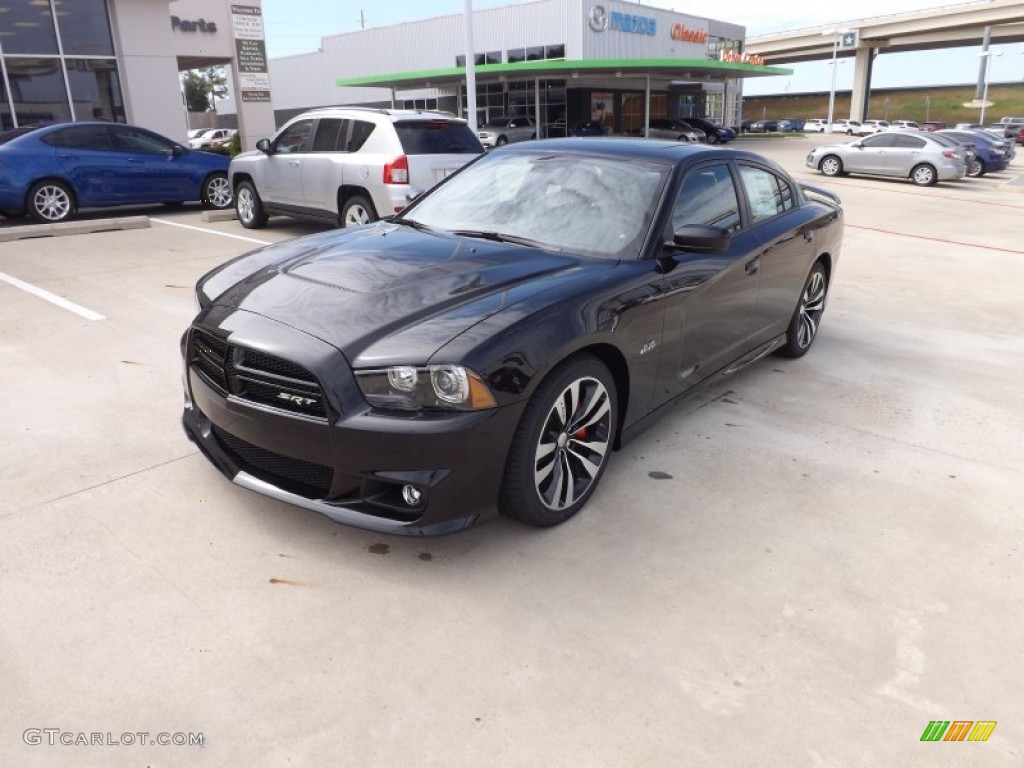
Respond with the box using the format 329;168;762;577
261;118;314;207
886;133;928;175
110;125;194;203
48;124;129;206
846;132;897;174
736;163;817;340
300;117;348;215
654;161;762;402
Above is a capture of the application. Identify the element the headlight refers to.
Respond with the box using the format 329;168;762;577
355;365;497;411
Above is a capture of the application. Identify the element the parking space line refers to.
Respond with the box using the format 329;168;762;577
151;217;273;246
0;271;105;321
847;224;1024;255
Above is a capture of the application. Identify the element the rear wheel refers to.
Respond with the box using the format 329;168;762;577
235;181;268;229
705;132;719;145
340;194;377;227
500;355;617;527
27;180;75;223
819;155;843;177
202;172;233;209
495;136;508;147
778;262;829;359
966;158;984;177
911;163;937;186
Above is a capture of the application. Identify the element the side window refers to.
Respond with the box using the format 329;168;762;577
312;118;347;152
347;120;374;152
862;134;896;148
273;119;313;153
895;134;926;149
738;166;794;223
112;126;174;154
671;164;740;233
47;125;113;151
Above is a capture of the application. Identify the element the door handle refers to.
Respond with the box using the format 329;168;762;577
745;256;760;276
803;231;814;242
126;159;144;164
288;160;301;167
59;153;78;160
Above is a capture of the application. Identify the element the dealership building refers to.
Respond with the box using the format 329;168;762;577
0;0;785;147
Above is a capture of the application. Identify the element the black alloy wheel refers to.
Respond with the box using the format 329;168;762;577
778;262;829;358
500;355;617;527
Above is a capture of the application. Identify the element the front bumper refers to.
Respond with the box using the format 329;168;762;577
181;308;526;536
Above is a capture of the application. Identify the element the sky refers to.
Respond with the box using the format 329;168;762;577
260;0;1024;96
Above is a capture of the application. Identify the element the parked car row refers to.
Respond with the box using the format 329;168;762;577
0;122;233;223
806;126;1015;185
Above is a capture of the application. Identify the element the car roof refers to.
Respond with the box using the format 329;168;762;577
503;137;782;167
299;106;464;123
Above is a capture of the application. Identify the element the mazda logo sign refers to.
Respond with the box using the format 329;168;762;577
588;4;608;32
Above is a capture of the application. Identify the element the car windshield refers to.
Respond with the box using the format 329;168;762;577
402;150;670;259
393;121;482;154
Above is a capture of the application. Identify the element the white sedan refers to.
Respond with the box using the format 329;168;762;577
855;120;890;136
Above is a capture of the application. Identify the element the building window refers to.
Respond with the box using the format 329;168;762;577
591;92;613;131
525;46;543;61
4;57;72;125
0;0;59;55
507;49;525;64
65;58;123;122
486;51;501;65
455;55;465;67
56;0;115;56
545;44;565;60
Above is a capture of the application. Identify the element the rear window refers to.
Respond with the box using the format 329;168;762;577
0;125;44;145
394;121;483;155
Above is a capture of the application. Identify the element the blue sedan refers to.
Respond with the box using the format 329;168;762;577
0;122;232;223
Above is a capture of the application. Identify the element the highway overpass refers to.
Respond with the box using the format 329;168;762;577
746;0;1024;120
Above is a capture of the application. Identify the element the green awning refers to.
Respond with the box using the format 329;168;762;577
336;58;791;89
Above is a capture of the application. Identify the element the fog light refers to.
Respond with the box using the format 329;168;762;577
402;485;422;507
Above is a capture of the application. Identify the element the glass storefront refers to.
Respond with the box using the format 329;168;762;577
0;0;124;129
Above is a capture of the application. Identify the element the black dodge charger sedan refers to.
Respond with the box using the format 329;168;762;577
182;139;843;535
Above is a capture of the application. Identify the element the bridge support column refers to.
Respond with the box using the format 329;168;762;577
850;47;875;122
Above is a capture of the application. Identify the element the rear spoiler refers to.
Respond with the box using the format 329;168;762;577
800;183;841;206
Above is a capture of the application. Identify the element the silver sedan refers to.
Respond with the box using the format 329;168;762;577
806;131;967;186
478;117;535;148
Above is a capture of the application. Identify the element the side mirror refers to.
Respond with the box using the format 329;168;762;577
406;189;425;204
667;224;731;253
172;144;187;157
256;138;272;154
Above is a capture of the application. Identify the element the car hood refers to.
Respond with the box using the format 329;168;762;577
201;223;605;366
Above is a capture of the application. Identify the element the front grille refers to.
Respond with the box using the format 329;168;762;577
213;426;333;499
189;329;327;419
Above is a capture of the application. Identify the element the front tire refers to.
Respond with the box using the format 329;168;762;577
706;132;719;145
778;262;829;359
495;136;508;147
340;194;377;227
500;355;618;527
202;172;233;209
235;181;268;229
27;180;75;223
911;163;937;186
819;155;843;177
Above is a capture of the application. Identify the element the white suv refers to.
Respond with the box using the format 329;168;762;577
230;108;484;229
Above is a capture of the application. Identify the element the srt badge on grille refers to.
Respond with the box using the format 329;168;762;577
278;392;318;407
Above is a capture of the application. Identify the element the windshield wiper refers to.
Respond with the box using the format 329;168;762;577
391;217;432;231
450;230;546;249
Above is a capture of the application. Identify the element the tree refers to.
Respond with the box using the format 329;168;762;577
180;67;228;113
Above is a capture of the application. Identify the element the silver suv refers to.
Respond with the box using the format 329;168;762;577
230;108;483;229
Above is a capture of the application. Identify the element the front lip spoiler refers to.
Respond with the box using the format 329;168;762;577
233;472;477;536
182;410;479;537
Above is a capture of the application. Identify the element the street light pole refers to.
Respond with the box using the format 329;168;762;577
824;30;841;131
979;50;1003;124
